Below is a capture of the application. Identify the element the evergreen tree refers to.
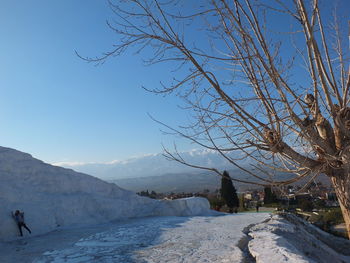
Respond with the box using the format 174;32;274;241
264;187;278;204
150;190;157;199
220;171;239;212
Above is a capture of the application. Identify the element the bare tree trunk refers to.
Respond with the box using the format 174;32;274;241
330;174;350;239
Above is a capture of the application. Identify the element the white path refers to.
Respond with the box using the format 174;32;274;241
30;213;269;263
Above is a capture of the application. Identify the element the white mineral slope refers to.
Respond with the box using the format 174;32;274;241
248;213;350;263
0;146;211;241
33;214;270;263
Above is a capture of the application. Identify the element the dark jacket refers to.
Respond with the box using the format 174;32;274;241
13;212;25;223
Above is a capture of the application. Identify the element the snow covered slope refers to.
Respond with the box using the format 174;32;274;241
0;147;211;241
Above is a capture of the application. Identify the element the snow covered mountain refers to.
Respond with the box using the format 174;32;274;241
55;149;244;180
0;146;211;241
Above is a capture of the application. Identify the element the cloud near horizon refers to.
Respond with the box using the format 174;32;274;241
50;148;220;167
51;152;161;167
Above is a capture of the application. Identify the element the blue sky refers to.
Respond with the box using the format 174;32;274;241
1;0;349;164
0;0;193;164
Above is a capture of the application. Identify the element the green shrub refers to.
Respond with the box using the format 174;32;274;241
323;208;345;225
298;199;314;211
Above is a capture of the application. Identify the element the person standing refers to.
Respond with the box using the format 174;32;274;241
12;210;31;236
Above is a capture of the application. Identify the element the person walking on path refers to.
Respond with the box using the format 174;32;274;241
256;202;260;212
12;210;31;236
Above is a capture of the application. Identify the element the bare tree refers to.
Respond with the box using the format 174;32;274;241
79;0;350;238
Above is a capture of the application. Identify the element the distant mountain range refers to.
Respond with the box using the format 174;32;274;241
55;149;246;180
55;149;331;194
112;170;256;193
112;171;331;194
